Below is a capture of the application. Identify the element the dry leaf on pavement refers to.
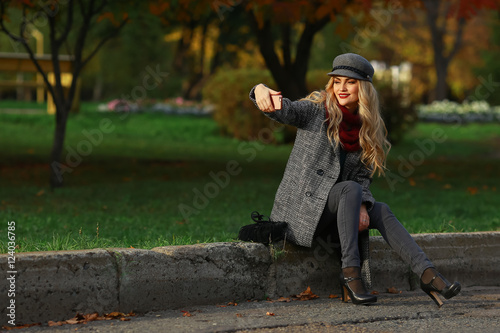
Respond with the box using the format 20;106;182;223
292;286;319;301
387;287;402;294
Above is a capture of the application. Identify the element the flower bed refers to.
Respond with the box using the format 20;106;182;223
97;97;213;116
418;100;500;123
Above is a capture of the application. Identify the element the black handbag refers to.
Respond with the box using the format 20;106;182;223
238;211;288;245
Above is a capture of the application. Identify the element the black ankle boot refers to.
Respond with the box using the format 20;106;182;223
420;268;461;307
340;267;377;305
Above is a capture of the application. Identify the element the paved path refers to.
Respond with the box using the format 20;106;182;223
19;286;500;333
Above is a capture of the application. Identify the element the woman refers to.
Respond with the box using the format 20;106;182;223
249;53;461;306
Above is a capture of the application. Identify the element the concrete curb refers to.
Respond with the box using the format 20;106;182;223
1;232;499;326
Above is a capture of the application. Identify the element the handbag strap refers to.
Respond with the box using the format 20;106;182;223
251;211;271;223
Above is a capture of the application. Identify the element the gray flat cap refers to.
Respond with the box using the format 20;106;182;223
327;53;374;82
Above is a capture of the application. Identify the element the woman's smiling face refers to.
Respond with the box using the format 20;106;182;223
333;76;359;111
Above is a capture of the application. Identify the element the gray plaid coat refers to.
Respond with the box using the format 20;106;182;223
250;86;376;248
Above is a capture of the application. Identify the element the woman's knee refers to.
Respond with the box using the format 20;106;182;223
340;180;362;195
369;202;392;221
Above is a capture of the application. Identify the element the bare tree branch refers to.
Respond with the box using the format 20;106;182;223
55;0;75;47
80;17;129;72
447;17;465;61
0;1;57;101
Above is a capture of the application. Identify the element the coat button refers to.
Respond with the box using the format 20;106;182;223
305;191;312;197
317;169;324;176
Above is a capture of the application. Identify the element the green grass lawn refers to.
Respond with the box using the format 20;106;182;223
0;103;499;253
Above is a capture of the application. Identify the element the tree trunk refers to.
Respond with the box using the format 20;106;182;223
423;0;465;101
247;19;305;100
433;56;449;101
247;12;329;101
49;104;69;188
246;11;329;142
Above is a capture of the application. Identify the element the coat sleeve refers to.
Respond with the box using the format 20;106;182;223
249;84;322;129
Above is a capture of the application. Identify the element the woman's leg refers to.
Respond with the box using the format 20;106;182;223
316;181;377;304
368;202;461;305
316;180;363;268
368;202;434;278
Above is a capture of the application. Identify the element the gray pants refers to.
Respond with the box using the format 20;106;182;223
315;180;433;278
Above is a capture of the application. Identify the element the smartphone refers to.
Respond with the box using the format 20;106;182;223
270;92;282;110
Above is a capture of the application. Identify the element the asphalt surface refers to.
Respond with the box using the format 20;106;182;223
16;286;500;333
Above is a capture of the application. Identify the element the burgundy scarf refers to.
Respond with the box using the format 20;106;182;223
326;103;361;152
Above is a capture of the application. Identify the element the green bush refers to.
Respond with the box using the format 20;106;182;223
203;68;285;142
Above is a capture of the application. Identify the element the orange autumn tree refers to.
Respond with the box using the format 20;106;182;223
152;0;240;99
365;1;495;103
417;0;500;100
0;0;143;188
242;0;374;100
167;0;374;100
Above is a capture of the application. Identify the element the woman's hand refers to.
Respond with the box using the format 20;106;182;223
255;84;281;113
359;204;370;232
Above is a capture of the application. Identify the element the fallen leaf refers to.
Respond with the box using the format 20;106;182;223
66;318;80;325
276;297;291;302
387;287;402;294
227;302;238;306
182;312;193;317
83;313;99;321
48;321;62;327
371;290;380;295
236;313;243;317
41;311;135;328
329;294;339;299
266;312;275;316
291;286;319;301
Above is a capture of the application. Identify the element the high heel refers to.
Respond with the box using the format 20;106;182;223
420;271;461;307
340;270;377;305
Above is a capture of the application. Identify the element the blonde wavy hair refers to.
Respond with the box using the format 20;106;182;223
303;77;391;176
